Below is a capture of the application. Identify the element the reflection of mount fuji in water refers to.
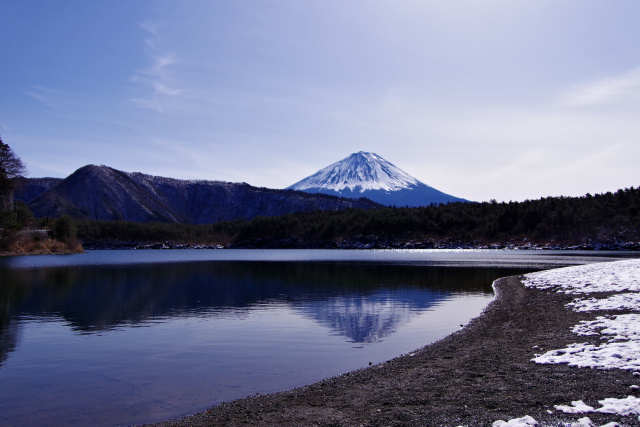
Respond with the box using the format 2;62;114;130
0;261;517;364
295;289;443;343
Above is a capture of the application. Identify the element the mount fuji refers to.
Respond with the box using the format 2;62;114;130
287;152;468;207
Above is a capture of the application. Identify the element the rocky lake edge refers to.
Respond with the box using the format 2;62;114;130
84;237;640;251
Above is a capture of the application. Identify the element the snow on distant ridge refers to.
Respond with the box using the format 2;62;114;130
288;152;420;193
286;151;468;207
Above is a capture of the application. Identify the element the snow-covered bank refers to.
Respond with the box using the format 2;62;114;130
523;260;640;294
524;260;640;373
494;260;640;426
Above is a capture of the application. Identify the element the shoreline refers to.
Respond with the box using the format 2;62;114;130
83;241;640;252
147;273;640;426
82;238;640;251
0;234;84;256
0;248;84;256
0;249;84;257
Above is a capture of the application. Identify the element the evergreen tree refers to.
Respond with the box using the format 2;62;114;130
0;136;27;210
54;215;77;242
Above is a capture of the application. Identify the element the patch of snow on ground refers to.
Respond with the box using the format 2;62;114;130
568;293;640;312
532;341;640;370
492;415;539;426
565;418;621;427
555;401;596;413
523;260;640;294
567;417;596;427
572;314;640;341
555;396;640;417
489;416;613;426
596;396;640;416
491;415;626;426
526;260;640;370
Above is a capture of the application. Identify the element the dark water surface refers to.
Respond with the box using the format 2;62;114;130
0;249;637;426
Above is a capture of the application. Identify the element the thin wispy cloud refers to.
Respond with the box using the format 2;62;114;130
140;20;161;49
561;67;640;107
25;86;61;111
25;86;97;117
130;22;184;111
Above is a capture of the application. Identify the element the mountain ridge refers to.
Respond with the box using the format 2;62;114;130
16;165;381;224
287;152;468;207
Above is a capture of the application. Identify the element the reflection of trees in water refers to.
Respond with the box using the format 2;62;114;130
0;322;22;368
0;262;530;342
0;272;27;368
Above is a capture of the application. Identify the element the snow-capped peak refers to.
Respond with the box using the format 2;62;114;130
288;152;420;193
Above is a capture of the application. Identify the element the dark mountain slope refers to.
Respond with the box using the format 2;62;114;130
13;176;62;203
24;165;381;223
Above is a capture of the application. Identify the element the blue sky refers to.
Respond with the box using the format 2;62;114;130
1;0;639;202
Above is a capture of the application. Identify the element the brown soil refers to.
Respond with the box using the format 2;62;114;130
0;236;84;256
148;276;640;426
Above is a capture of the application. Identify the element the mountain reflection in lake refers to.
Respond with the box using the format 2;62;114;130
2;262;500;335
1;249;636;426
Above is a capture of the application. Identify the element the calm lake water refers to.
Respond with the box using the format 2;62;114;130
0;249;638;426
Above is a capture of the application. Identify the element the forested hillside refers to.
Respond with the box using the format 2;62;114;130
78;187;640;250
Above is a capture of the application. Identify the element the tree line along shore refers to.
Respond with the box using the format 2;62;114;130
3;184;639;254
0;209;83;255
77;186;639;250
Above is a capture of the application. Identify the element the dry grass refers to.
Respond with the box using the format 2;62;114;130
1;234;84;255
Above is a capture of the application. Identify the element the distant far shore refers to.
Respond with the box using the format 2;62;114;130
7;235;639;255
81;237;640;252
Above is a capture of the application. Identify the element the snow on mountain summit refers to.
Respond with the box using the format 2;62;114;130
288;152;421;193
287;152;468;207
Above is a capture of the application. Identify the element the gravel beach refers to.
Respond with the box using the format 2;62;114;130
148;271;640;427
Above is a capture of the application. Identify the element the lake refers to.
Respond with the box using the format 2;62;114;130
0;249;637;426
